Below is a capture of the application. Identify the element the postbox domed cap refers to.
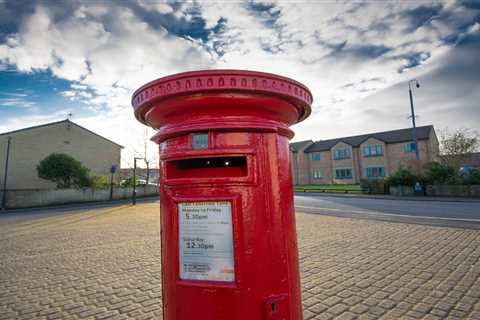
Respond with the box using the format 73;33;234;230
132;69;313;127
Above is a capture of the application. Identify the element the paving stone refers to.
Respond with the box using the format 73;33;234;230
350;304;369;315
2;204;480;320
328;303;349;316
309;303;328;314
303;309;316;320
344;295;362;306
336;311;356;320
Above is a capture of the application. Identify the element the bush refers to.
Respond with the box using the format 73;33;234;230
463;168;480;185
423;162;457;184
120;177;139;187
360;179;386;194
37;153;91;188
90;175;110;189
385;168;420;187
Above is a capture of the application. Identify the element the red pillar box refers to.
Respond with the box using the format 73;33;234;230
132;70;312;320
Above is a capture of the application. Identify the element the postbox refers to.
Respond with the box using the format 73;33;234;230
132;70;312;320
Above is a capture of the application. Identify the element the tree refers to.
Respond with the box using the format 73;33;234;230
37;153;91;188
129;128;159;184
440;128;479;169
385;168;421;187
423;162;457;185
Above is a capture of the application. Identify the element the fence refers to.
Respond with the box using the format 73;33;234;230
390;185;480;197
0;185;159;209
293;187;362;194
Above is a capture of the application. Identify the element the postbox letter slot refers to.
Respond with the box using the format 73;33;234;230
166;156;247;179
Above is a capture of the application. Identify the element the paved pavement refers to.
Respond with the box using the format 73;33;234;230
1;202;480;319
295;194;480;229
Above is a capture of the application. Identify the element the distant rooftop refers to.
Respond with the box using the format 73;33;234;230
441;152;480;167
297;125;434;153
0;119;124;148
290;140;313;152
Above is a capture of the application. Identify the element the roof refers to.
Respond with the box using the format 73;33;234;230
290;140;313;152
304;125;434;152
441;152;480;167
0;119;124;148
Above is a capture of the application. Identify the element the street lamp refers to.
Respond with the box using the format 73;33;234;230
408;79;420;161
132;157;145;205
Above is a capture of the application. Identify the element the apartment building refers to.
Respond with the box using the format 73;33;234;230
291;125;439;185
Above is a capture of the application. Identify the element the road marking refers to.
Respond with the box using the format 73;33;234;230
295;205;480;223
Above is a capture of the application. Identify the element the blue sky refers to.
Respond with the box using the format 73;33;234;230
0;1;479;166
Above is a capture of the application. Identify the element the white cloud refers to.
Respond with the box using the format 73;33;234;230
0;4;214;109
0;1;478;161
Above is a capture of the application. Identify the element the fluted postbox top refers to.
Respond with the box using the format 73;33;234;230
132;69;313;126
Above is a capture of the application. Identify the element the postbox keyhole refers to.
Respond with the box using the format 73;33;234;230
264;296;286;319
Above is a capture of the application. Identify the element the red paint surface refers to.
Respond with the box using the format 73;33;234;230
132;70;312;320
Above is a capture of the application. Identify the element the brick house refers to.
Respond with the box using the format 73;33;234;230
291;125;439;185
0;119;123;190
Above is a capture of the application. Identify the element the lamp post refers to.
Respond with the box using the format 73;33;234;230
1;136;12;211
132;157;144;205
408;79;420;161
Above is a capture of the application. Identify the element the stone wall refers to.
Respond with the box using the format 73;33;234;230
1;185;159;209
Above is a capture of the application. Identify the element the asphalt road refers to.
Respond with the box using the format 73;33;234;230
295;194;480;228
2;194;480;229
0;196;159;222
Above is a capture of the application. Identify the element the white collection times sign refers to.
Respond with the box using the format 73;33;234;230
178;201;235;282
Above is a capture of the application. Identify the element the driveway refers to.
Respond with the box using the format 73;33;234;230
1;202;480;319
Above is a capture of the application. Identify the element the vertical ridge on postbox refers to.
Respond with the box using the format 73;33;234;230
132;70;312;320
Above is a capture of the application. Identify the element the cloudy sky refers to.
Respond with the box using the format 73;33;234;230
0;0;479;167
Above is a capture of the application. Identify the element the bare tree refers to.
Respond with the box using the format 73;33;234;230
440;128;479;169
129;128;159;184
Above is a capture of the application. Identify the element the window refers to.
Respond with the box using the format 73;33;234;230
311;152;321;161
192;134;209;149
363;144;383;157
365;167;385;178
404;142;417;153
333;148;351;160
335;168;352;179
312;169;322;179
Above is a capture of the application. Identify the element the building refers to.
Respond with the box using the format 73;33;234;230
0;119;123;190
291;125;439;185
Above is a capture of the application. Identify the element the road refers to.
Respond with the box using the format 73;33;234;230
2;194;479;229
0;196;158;223
295;194;480;228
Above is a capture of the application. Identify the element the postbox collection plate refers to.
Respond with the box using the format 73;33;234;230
178;201;235;282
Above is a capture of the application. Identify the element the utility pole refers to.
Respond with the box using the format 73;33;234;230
109;165;117;201
408;79;420;161
132;157;143;205
2;137;12;211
